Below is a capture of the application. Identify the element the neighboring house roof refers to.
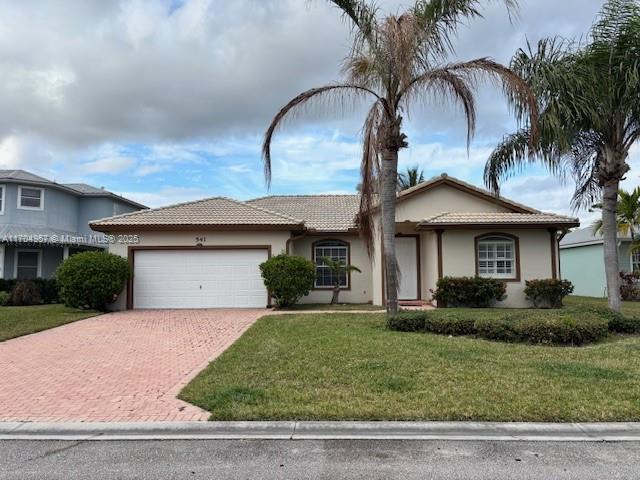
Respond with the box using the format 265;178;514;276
90;197;304;231
0;169;147;209
0;224;106;248
560;226;634;249
397;173;540;214
419;212;579;229
247;195;360;232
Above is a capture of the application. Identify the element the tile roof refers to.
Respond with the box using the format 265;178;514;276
63;183;108;194
90;197;304;229
559;226;634;247
247;195;360;232
419;212;579;227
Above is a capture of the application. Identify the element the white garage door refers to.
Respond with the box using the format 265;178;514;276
133;249;269;309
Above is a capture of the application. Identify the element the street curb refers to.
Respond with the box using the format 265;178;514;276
1;421;640;441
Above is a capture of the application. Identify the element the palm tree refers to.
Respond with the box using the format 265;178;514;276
263;0;537;315
398;165;425;191
591;187;640;244
319;256;362;304
484;0;640;312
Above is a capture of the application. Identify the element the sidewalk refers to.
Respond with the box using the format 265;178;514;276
2;421;639;442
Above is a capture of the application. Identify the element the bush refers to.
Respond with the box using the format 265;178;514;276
424;312;476;335
386;311;427;332
475;316;520;342
513;312;608;346
259;254;315;308
56;251;130;311
433;276;507;308
9;281;43;306
524;279;574;308
0;291;10;306
620;272;640;301
32;278;59;304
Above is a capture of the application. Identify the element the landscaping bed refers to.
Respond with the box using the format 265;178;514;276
0;304;99;342
180;311;640;422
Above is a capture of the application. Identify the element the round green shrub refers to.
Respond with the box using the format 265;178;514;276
524;279;574;308
259;254;315;308
0;291;10;306
386;311;427;332
433;276;507;308
56;251;130;311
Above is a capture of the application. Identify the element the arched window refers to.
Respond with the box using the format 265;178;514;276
313;239;350;288
475;234;519;280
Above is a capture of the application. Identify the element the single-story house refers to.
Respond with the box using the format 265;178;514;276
560;226;637;297
90;174;579;309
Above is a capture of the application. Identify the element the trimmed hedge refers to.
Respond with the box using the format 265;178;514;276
433;276;507;308
386;311;427;332
388;307;617;346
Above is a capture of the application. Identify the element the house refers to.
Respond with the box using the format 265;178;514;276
0;169;146;280
90;173;579;309
560;226;637;297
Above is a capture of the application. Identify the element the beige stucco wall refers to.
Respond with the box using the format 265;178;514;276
441;228;555;307
291;234;373;304
106;229;291;310
395;184;511;222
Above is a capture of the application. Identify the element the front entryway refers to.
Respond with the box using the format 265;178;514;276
396;236;420;300
132;248;269;309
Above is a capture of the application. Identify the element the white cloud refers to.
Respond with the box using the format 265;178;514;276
118;186;210;208
81;156;135;174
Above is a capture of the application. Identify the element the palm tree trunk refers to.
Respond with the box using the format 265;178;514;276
331;285;340;304
602;178;622;312
381;147;399;315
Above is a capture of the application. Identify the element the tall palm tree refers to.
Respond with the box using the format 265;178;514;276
398;165;425;191
591;187;640;244
484;0;640;312
263;0;537;315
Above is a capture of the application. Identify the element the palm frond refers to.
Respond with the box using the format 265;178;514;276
329;0;378;49
262;84;384;187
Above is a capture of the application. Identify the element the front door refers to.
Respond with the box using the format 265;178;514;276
396;236;419;300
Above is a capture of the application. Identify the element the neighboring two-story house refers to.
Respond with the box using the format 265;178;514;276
0;170;146;280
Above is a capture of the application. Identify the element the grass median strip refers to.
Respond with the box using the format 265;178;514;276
0;304;99;342
179;310;640;422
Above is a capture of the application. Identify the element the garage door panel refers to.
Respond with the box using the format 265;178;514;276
133;249;269;309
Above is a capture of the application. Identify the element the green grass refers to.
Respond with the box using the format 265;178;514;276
179;311;640;422
565;295;640;316
0;304;99;342
281;303;383;311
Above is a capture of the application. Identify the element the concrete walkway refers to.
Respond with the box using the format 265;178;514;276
1;421;639;442
0;309;263;422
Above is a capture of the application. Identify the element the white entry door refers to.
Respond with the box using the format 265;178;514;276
396;236;419;300
133;249;269;309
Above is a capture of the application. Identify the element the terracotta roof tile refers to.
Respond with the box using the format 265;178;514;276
419;212;579;227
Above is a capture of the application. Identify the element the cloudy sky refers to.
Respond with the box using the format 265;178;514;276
0;0;636;221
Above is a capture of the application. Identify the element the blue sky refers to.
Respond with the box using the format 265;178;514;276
0;0;637;223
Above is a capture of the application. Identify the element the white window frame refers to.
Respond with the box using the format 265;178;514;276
17;185;44;211
14;249;42;279
313;240;349;289
476;235;517;280
631;250;640;272
0;244;5;279
0;184;5;215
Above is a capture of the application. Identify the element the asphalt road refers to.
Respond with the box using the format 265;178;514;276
1;439;639;479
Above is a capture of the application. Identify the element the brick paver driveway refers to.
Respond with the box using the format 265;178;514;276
0;309;264;422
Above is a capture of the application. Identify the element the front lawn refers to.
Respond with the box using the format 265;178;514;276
180;311;640;422
565;295;640;316
0;304;99;342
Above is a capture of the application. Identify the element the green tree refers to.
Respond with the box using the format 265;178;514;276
319;256;362;304
484;0;640;312
263;0;536;315
397;165;425;191
591;187;640;244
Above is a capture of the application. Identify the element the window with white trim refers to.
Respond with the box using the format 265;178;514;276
18;186;44;210
15;250;40;279
476;235;517;279
0;185;4;214
632;250;640;272
314;240;349;288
